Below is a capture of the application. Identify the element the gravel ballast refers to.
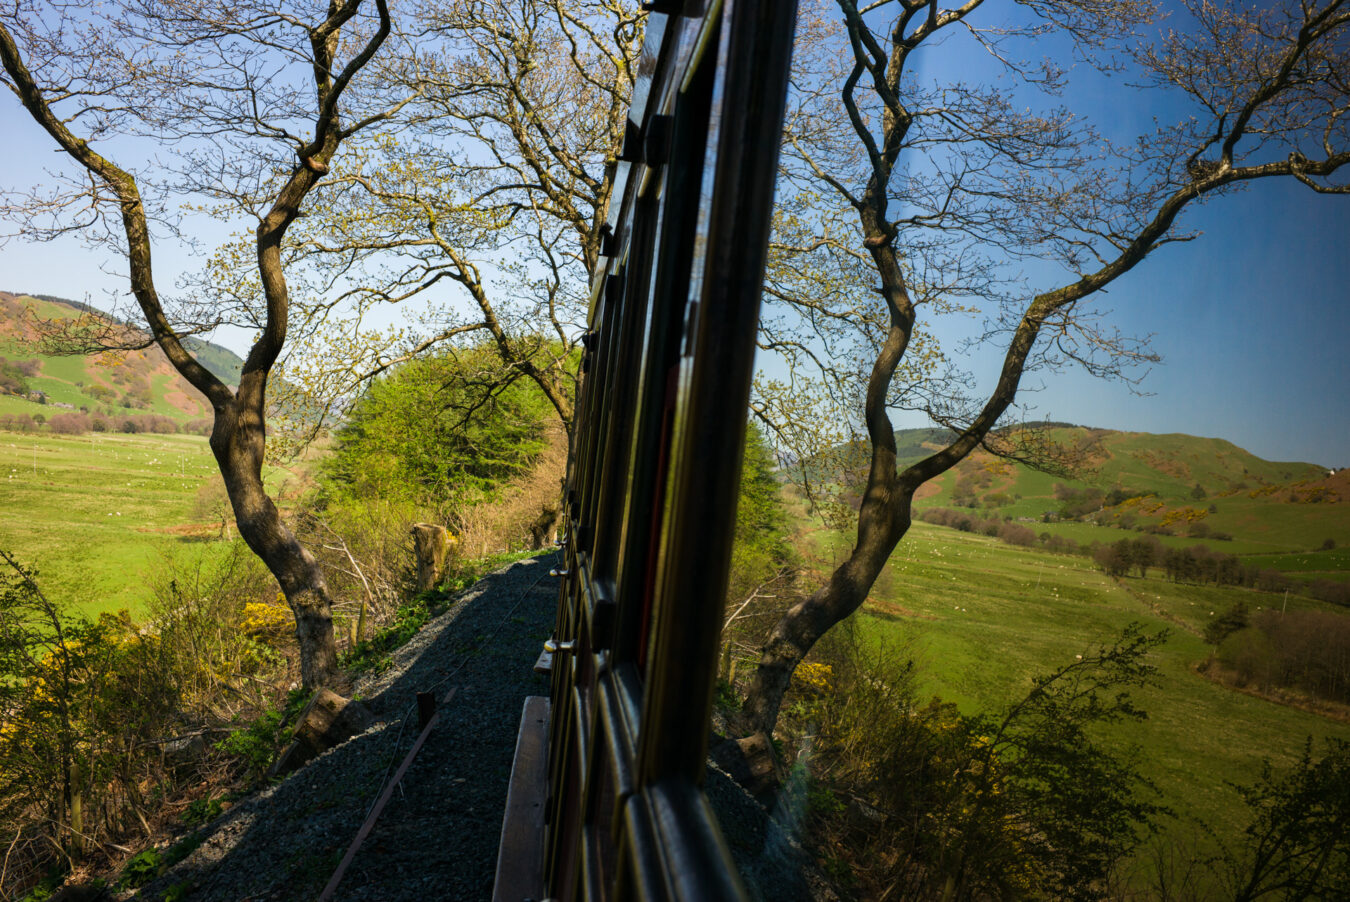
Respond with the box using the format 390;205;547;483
135;554;824;901
137;555;560;902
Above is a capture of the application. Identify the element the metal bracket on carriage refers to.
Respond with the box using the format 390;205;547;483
533;635;576;674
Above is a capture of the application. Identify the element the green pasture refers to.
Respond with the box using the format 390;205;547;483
804;520;1350;846
1209;493;1349;551
918;485;1346;556
1241;546;1350;571
0;430;288;617
0;394;46;418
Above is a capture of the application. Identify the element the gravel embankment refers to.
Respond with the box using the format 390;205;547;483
135;554;826;902
137;555;561;902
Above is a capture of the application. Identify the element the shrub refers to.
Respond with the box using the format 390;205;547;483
1204;602;1249;646
1210;739;1350;900
800;623;1167;900
997;522;1037;546
0;413;37;432
118;848;163;889
145;544;285;714
0;356;33;396
324;343;553;510
0;553;180;889
47;412;91;435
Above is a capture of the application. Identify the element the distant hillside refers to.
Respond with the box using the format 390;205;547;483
183;335;245;386
907;425;1343;554
0;291;245;421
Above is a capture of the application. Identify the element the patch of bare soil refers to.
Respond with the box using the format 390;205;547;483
913;480;942;500
163;388;208;417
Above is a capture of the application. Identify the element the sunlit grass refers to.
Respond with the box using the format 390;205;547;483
799;518;1350;843
0;430;293;616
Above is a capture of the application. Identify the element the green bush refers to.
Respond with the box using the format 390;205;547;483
215;689;309;781
801;622;1167;900
0;552;182;885
118;847;162;889
324;344;554;511
721;422;797;678
182;796;224;827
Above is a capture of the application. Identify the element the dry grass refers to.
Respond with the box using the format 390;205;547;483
454;421;567;557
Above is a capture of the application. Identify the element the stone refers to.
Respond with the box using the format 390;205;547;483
411;523;455;592
268;689;374;778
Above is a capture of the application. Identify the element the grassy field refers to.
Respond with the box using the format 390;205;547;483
0;430;296;617
802;519;1350;846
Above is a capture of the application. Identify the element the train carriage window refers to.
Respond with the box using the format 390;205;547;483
532;1;798;899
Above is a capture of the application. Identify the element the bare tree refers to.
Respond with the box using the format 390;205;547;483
230;0;644;448
740;0;1350;738
0;0;408;690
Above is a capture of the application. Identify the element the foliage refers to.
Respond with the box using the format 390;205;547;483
721;423;798;680
1215;610;1350;705
728;422;795;601
799;622;1168;900
145;546;285;714
118;847;163;889
1;0;407;692
255;0;635;451
0;355;36;396
1205;602;1251;646
324;345;554;512
114;830;207;893
181;796;224;827
215;689;309;783
0;543;298;896
0;552;178;885
1203;738;1350;901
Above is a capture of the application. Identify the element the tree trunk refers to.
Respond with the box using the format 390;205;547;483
527;503;561;550
212;395;338;691
739;491;913;738
411;523;453;593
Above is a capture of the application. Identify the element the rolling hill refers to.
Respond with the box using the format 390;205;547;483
0;291;244;422
900;425;1345;556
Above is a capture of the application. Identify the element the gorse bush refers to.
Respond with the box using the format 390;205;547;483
0;553;178;888
0;547;293;898
145;545;286;716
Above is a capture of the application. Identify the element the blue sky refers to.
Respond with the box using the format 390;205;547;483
942;178;1350;468
880;3;1350;469
1;4;1347;468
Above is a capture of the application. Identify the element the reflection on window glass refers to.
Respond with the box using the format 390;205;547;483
709;0;1349;898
